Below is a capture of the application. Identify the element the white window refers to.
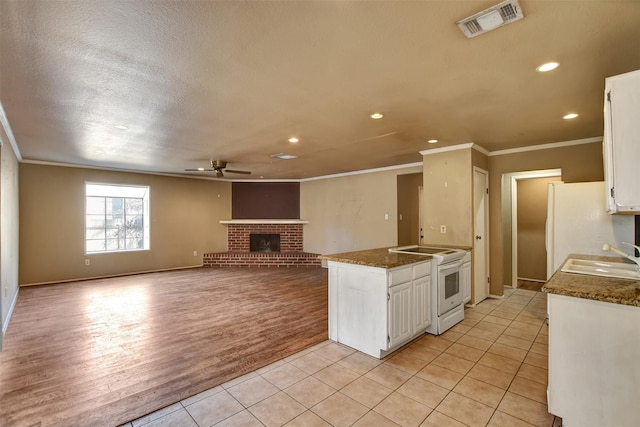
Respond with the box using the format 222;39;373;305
85;183;150;253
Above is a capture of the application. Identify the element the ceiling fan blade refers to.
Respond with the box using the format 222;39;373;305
224;169;251;175
216;170;224;178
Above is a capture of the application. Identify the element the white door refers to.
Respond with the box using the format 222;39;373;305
388;282;412;349
604;70;640;213
462;261;471;304
412;275;431;331
473;168;489;303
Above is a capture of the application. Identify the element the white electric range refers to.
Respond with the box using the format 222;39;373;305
389;245;470;334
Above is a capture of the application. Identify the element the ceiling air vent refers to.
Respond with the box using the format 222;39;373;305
457;0;524;38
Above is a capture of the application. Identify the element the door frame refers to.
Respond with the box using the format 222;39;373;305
503;169;562;288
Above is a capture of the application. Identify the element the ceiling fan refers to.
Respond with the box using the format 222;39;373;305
185;160;251;177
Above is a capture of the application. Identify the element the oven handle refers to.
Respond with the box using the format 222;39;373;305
439;259;465;271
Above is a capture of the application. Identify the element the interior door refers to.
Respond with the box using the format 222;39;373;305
473;168;489;303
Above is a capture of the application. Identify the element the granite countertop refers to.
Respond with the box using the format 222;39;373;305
542;254;640;307
318;248;431;269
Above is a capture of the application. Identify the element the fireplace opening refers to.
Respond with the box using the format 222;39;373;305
250;234;280;252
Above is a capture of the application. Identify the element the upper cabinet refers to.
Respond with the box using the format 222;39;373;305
603;69;640;213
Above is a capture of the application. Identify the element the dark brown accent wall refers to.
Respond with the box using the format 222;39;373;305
232;182;300;219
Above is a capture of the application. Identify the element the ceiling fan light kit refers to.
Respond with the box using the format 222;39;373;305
185;160;251;177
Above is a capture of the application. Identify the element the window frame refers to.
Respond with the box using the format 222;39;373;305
85;182;150;254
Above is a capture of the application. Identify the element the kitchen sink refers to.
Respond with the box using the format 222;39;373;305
561;258;640;280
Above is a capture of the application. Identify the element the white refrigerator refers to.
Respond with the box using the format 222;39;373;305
546;181;635;279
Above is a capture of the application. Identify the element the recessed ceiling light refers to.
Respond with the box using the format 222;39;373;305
114;125;129;130
536;62;559;72
563;113;579;120
270;153;298;160
288;137;299;143
370;113;383;120
197;168;205;171
428;139;438;144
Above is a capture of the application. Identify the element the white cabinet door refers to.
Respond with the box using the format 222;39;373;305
413;275;431;332
388;281;412;349
329;262;388;358
462;261;471;304
548;293;640;426
604;69;640;213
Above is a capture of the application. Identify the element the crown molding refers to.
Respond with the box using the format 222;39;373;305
300;162;423;182
488;136;602;156
419;142;489;156
0;100;23;161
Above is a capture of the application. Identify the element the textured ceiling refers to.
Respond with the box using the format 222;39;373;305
1;1;640;179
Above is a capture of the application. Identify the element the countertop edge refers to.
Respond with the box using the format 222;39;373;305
319;248;433;269
542;254;640;307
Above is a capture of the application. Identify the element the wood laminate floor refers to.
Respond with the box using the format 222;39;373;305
0;267;328;426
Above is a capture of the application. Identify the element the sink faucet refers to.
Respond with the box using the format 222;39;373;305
602;242;640;269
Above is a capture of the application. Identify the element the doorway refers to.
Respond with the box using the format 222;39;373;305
502;169;561;288
397;173;423;246
517;177;559;283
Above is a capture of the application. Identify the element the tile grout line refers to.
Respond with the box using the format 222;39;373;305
431;290;548;426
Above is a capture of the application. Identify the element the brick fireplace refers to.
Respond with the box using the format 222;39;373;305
203;220;321;267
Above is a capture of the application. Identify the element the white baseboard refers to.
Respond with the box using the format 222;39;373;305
20;264;203;287
2;286;19;335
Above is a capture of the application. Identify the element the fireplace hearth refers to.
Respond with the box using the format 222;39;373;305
250;234;280;252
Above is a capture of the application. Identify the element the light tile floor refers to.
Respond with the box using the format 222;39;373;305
122;288;563;427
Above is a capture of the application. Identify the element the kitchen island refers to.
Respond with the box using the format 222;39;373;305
542;254;640;427
319;248;433;359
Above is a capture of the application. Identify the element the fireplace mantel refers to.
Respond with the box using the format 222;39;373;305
220;219;309;225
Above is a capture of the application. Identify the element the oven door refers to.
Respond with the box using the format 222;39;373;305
438;260;464;315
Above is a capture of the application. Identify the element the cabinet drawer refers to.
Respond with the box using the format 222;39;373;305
389;267;412;286
413;262;430;278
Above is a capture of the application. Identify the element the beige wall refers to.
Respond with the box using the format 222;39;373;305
13;140;607;295
397;173;423;246
301;166;422;255
19;164;231;285
517;177;557;281
422;148;473;246
1;140;20;332
488;141;604;294
471;148;489;172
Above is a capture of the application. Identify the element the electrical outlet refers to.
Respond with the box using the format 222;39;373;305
440;225;446;234
85;259;90;266
193;251;198;257
384;213;389;220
